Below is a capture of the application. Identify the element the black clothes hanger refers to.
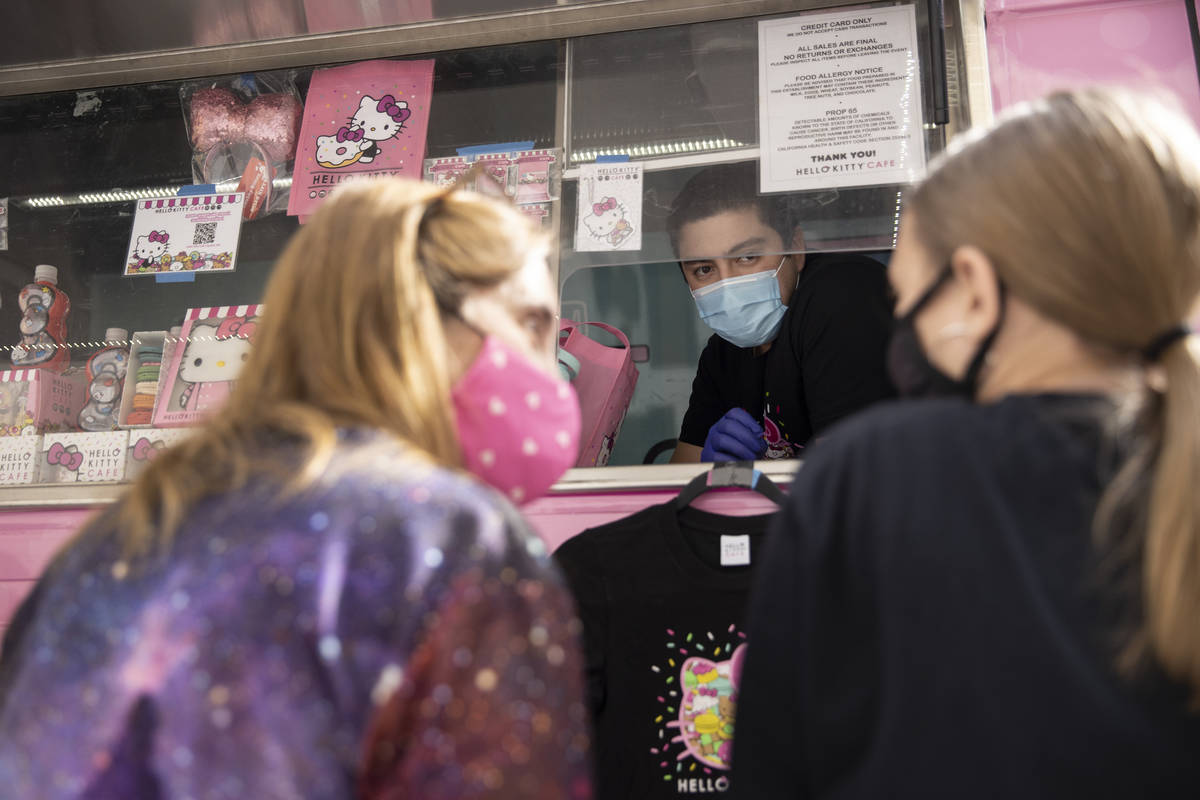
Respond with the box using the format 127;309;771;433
674;460;787;510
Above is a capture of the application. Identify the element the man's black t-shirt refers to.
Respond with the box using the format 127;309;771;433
679;253;895;457
554;503;773;800
733;394;1200;799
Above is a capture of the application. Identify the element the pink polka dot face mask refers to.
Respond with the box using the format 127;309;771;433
452;335;581;504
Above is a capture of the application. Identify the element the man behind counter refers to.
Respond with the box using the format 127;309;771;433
669;163;895;462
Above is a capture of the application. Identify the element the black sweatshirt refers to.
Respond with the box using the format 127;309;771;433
732;394;1200;799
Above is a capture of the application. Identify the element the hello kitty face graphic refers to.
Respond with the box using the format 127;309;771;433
179;322;252;384
668;644;746;770
317;93;412;168
135;231;169;263
351;93;410;143
583;197;633;247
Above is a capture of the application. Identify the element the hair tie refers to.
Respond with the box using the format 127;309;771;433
1142;325;1192;362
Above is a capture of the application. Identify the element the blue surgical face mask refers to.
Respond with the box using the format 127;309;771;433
691;257;789;348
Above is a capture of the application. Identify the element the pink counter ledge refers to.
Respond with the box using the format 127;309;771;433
0;463;797;636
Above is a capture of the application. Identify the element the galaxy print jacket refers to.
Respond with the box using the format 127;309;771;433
0;431;592;800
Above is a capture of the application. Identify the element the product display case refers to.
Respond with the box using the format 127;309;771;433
0;0;987;501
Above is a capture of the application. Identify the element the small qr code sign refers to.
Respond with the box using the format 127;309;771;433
192;222;218;245
123;192;244;276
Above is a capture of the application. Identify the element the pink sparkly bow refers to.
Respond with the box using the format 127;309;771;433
189;88;302;163
375;94;412;124
592;197;618;215
148;230;169;244
216;316;257;341
47;442;82;471
132;437;165;462
336;126;364;143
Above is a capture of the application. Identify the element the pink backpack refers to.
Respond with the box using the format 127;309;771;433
558;321;639;467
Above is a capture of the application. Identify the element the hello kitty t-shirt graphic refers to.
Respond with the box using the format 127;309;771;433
652;626;748;795
553;502;769;799
288;59;435;217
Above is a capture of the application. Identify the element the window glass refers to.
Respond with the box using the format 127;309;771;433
560;8;937;465
0;3;961;481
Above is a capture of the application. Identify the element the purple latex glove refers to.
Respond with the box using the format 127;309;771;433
701;408;767;462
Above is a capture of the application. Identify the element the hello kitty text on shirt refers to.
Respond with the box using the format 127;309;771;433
288;59;435;218
154;305;262;428
574;162;643;252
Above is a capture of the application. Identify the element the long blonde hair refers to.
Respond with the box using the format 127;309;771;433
117;176;541;556
908;89;1200;701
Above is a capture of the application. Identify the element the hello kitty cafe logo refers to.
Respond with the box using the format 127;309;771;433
315;93;412;169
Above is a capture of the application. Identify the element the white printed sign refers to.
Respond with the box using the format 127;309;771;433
0;436;40;485
124;193;244;276
757;6;926;193
41;431;130;483
574;162;643;252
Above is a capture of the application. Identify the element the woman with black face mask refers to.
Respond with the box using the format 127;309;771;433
730;88;1200;799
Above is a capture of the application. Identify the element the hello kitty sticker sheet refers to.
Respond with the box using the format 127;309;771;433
574;162;644;252
287;59;435;218
154;305;262;428
124;193;244;276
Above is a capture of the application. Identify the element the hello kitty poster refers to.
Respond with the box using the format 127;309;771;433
154;305;262;428
574;161;643;252
287;59;435;218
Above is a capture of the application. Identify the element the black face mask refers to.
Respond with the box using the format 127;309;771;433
886;266;1006;399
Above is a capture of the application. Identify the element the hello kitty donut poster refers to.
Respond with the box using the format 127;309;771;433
574;161;644;252
287;59;435;218
153;305;262;428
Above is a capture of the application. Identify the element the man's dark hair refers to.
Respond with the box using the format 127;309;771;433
666;161;793;257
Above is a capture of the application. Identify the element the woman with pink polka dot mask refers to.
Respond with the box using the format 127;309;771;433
0;174;590;800
443;236;582;504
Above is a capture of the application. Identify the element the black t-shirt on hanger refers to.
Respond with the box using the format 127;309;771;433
679;253;895;458
555;502;774;800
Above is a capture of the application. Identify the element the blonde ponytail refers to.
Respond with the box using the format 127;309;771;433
1138;337;1200;700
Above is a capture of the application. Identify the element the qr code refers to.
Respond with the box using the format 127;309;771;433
192;222;218;245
